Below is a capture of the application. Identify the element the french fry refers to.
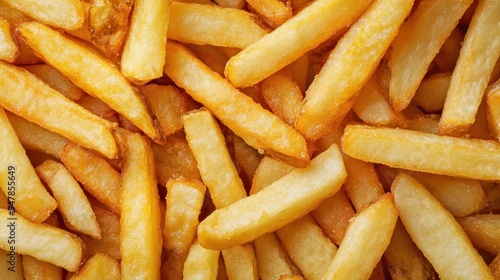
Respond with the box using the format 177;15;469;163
0;248;23;279
198;144;346;250
17;21;163;143
322;194;398;280
276;214;337;280
458;214;500;255
0;107;57;223
0;17;18;63
69;253;120;280
222;244;259;280
0;61;117;159
412;72;451;113
224;0;372;88
246;0;292;28
23;64;85;101
0;209;83;271
341;124;500;181
0;0;84;30
253;233;301;280
163;177;206;280
61;142;122;215
296;0;412;140
392;173;494;279
165;41;309;167
183;238;220;280
117;131;162;280
168;2;267;49
35;160;101;239
22;254;61;280
120;0;169;84
439;0;500;136
387;0;473;112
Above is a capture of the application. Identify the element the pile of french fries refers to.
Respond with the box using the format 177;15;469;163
0;0;499;279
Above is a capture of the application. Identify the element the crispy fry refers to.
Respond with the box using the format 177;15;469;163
0;17;18;63
69;253;120;280
23;64;85;101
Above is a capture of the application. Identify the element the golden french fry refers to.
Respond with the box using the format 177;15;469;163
120;0;169;84
392;173;494;279
163;177;206;280
35;160;101;239
23;64;85;101
17;21;163;143
0;248;23;279
0;107;57;223
251;156;295;195
168;2;267;49
222;244;259;280
296;0;412;140
458;214;500;255
323;194;398;280
253;233;300;280
341;124;500;180
198;144;346;250
0;61;117;159
165;41;309;167
439;0;500;136
22;254;61;280
246;0;291;27
65;1;91;42
117;131;162;280
183;238;220;280
224;0;372;88
69;253;120;280
0;17;18;63
387;0;473;112
0;0;84;30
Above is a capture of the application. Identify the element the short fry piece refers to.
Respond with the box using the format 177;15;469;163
458;214;500;255
183;238;220;280
341;124;500;181
323;194;398;280
198;144;346;250
0;17;18;62
69;253;120;280
392;173;494;279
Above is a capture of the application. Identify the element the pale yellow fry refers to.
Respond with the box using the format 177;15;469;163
69;253;120;280
0;107;57;223
0;209;83;271
163;177;206;280
198;144;346;250
253;233;300;280
276;214;337;280
487;79;500;141
168;2;267;49
0;17;17;62
0;248;23;279
296;0;412;140
458;214;500;255
439;0;500;135
0;61;117;159
341;124;500;180
118;131;162;280
121;0;169;84
183;238;220;280
36;160;101;239
0;0;83;30
323;194;398;280
23;64;85;101
165;41;309;167
22;254;61;280
392;173;494;279
246;0;291;27
224;0;372;88
7;112;68;159
387;0;472;112
17;21;162;143
222;244;259;280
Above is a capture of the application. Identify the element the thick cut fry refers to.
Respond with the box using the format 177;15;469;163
253;233;300;280
198;144;346;250
341;124;500;181
0;61;117;159
22;254;61;280
0;107;57;223
17;22;163;143
121;0;169;84
69;253;120;280
36;160;101;239
0;0;84;30
458;214;500;255
384;220;438;280
183;238;220;280
296;0;412;140
163;177;206;280
23;64;85;101
61;142;122;215
323;194;398;280
168;2;267;49
246;0;291;27
0;209;83;271
7;112;68;159
392;173;494;279
387;0;473;112
276;214;337;280
0;17;17;62
439;0;500;136
222;244;259;280
224;0;372;88
412;72;451;113
165;41;309;167
118;131;162;280
0;248;23;279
